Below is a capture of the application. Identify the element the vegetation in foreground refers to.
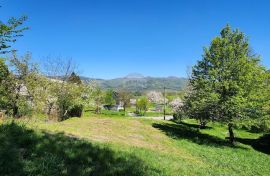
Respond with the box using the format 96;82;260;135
0;116;269;176
0;3;270;176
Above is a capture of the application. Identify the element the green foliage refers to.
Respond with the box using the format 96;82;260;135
184;25;268;131
0;16;28;54
91;86;103;114
0;58;9;80
67;104;83;117
100;109;125;117
104;89;116;108
0;58;10;109
56;82;85;121
118;89;132;112
233;117;270;133
136;96;149;116
173;111;185;122
0;53;39;117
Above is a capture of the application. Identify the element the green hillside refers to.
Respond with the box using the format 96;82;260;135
81;74;188;92
1;116;269;176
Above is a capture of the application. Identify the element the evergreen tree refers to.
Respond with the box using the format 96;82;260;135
68;72;82;84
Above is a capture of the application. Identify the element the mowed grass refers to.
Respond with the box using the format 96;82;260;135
1;115;269;176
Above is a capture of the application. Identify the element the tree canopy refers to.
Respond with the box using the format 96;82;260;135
183;25;269;137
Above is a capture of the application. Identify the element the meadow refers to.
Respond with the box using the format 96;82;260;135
1;114;269;176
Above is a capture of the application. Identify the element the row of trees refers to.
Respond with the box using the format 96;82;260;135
0;12;183;119
0;52;179;119
0;52;94;120
0;10;95;121
93;88;148;116
181;25;270;143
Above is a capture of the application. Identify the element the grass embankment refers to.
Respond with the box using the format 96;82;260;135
0;115;269;176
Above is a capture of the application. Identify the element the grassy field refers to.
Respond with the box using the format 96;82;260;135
0;115;269;176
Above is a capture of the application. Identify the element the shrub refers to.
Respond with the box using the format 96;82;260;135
136;97;148;116
234;117;270;133
17;100;33;117
68;104;83;117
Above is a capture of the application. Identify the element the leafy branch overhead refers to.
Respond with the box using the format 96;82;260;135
0;16;28;54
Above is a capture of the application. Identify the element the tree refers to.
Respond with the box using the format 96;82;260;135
0;58;10;110
118;89;131;114
136;97;148;116
68;72;82;84
0;16;28;54
184;25;267;143
169;98;183;112
147;91;164;104
57;82;84;119
183;81;219;128
104;89;116;110
169;98;184;121
42;57;84;120
92;86;103;114
3;52;40;117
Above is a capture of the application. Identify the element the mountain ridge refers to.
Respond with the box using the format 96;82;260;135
80;73;188;92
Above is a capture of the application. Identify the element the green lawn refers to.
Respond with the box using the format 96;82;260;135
0;116;269;176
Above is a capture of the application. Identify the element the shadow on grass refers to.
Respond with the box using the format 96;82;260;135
0;122;160;176
236;134;270;155
178;121;213;129
152;122;243;148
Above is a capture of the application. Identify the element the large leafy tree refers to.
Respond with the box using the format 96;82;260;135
41;57;85;120
184;25;267;143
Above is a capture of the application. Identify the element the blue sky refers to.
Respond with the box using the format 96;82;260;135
1;0;270;79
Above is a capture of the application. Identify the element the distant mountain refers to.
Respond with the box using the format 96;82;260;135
80;74;188;92
124;73;145;79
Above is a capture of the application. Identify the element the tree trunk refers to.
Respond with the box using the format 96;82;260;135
228;123;235;144
12;92;20;117
199;117;206;129
13;105;18;117
47;102;53;116
95;106;101;114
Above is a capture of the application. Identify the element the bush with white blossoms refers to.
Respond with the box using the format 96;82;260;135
147;91;167;104
169;98;183;113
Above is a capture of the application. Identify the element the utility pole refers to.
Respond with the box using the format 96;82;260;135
163;86;166;120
